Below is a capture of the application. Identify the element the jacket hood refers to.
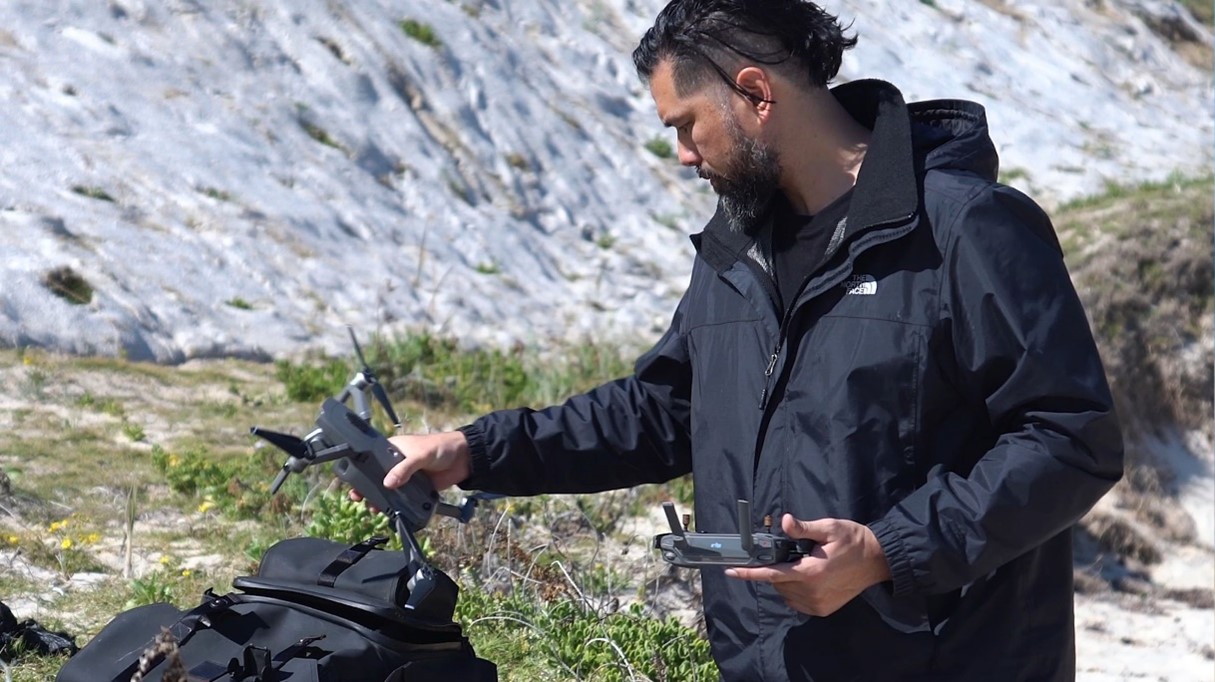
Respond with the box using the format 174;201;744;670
832;79;1000;187
906;97;999;181
694;80;1000;273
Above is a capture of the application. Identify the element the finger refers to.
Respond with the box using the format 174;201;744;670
383;442;429;488
349;490;381;514
724;564;798;583
782;514;835;542
382;458;414;488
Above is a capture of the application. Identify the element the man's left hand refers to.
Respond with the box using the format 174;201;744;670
724;515;892;617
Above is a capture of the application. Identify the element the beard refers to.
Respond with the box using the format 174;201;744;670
698;115;781;235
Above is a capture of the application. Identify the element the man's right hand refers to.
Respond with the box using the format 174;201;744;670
348;430;472;504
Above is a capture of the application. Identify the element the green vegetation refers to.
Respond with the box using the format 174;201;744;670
998;167;1029;185
457;591;716;681
71;185;115;202
274;332;633;415
1057;171;1211;212
120;420;146;442
76;391;127;417
400;18;442;49
3;518;106;580
125;571;178;609
643;136;674;159
42;266;93;305
274;352;354;403
225;297;253;310
199;186;234;202
300;120;343;150
304;490;405;551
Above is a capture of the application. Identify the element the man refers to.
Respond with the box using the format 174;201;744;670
374;1;1124;679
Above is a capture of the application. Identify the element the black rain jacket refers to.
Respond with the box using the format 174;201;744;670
459;80;1123;681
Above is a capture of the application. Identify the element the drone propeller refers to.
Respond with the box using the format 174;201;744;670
250;427;311;494
346;326;401;429
250;427;309;458
348;325;371;370
370;383;400;430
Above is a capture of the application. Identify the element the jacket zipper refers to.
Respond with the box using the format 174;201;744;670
759;344;781;409
758;287;799;411
755;211;917;411
758;265;807;410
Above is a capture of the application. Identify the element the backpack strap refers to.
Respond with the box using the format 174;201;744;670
317;536;389;588
168;590;241;644
115;590;242;682
187;635;327;681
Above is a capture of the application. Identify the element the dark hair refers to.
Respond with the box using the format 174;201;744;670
632;0;857;101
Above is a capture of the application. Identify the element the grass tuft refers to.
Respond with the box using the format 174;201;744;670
42;266;94;305
644;137;674;159
71;185;115;202
399;19;442;49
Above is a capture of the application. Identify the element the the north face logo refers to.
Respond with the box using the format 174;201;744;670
842;274;877;295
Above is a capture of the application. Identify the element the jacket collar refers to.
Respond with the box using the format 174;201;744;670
693;79;920;273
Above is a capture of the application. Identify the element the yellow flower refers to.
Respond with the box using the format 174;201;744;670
197;500;215;513
168;455;181;467
181;569;192;577
7;535;18;544
60;538;73;550
159;555;172;565
22;355;32;366
85;533;101;544
48;520;66;533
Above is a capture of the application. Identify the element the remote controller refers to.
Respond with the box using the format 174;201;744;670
653;499;815;568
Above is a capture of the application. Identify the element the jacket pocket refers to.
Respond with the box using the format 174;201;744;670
779;315;928;522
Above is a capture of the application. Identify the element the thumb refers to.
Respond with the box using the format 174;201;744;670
382;459;414;489
382;440;423;489
781;514;833;542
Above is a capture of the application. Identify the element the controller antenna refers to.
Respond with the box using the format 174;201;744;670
662;501;686;538
737;500;753;553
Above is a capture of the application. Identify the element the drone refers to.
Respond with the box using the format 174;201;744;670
250;328;496;621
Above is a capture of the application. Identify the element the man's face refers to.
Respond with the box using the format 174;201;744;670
649;59;781;234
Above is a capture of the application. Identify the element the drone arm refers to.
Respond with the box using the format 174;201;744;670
434;492;506;523
351;379;373;421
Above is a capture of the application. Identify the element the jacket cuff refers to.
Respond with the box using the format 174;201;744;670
455;422;490;490
869;518;915;598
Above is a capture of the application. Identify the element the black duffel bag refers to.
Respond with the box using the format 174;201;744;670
57;537;497;682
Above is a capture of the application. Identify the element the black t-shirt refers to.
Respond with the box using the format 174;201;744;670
772;189;853;314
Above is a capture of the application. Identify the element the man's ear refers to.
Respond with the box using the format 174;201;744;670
734;66;775;119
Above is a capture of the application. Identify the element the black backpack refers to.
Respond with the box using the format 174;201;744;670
57;537;497;682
